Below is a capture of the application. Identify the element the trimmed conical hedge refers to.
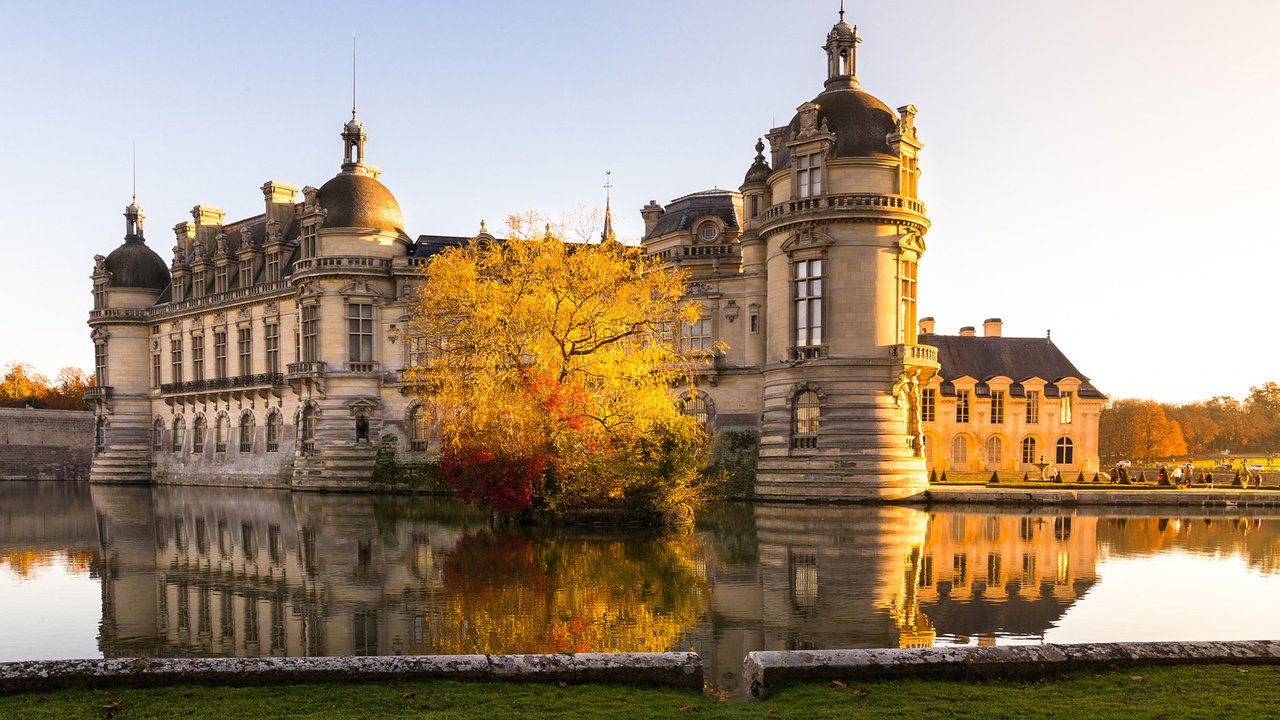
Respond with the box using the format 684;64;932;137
989;471;1000;484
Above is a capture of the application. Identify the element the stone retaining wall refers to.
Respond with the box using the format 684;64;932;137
0;408;93;481
744;640;1280;698
0;652;703;694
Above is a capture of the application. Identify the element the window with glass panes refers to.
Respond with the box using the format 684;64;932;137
1060;391;1074;424
193;273;205;297
172;417;185;452
193;415;206;453
93;283;106;309
265;323;279;374
1056;436;1074;465
215;415;228;452
921;388;936;422
899;259;917;345
301;305;319;362
266;411;281;453
239;413;253;453
407;336;427;368
192;334;204;381
152;354;161;388
237;327;252;375
94;342;108;386
1025;391;1040;423
955;390;970;423
171;337;184;383
1021;437;1037;464
214;331;228;379
794;259;822;347
265;252;280;282
301;224;318;259
347;303;373;362
796;153;821;198
792;390;820;449
679;318;712;354
990;391;1005;424
214;265;228;294
239;260;253;288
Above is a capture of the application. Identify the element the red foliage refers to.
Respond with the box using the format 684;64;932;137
518;370;589;432
442;446;548;512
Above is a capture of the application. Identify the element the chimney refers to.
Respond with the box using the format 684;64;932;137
640;200;664;237
959;326;976;337
983;318;1003;337
918;317;935;335
261;181;299;227
191;205;226;250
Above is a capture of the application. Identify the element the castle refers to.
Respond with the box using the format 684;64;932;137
86;12;1099;496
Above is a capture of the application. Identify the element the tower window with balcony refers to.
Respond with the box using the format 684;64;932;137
94;342;108;387
214;331;228;380
171;337;184;384
794;259;822;347
1060;391;1074;424
301;305;319;362
347;303;374;363
991;391;1005;424
1026;391;1040;423
921;388;936;422
238;327;252;375
955;390;970;423
192;335;205;381
792;390;820;450
899;259;917;345
796;153;822;198
265;322;280;374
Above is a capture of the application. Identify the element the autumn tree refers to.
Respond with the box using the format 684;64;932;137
1099;399;1187;463
0;363;93;409
406;217;716;517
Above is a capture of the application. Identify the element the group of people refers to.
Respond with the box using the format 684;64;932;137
1140;461;1266;488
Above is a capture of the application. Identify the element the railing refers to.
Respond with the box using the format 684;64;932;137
791;436;818;450
286;361;326;378
346;361;379;373
88;308;148;321
762;193;927;222
157;280;293;316
83;386;113;400
291;256;392;274
394;257;432;269
160;373;284;395
650;244;738;262
890;343;939;364
787;345;828;362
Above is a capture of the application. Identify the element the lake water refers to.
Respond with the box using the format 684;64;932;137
4;481;1280;694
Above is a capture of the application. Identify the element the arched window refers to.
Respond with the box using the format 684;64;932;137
792;390;820;449
192;415;206;453
1055;436;1075;465
952;436;968;466
1021;437;1037;465
266;411;282;453
239;412;255;454
215;415;228;453
682;394;709;429
985;436;1002;466
411;406;431;451
300;405;316;455
172;416;185;452
152;418;164;451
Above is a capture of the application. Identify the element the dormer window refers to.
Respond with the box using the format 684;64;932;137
214;265;228;294
797;153;822;198
301;224;318;259
266;252;280;283
698;223;719;242
239;260;254;288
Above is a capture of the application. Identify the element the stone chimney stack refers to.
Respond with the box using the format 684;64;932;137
983;318;1003;337
640;200;664;237
918;317;935;335
959;326;976;337
261;181;299;227
191;205;227;250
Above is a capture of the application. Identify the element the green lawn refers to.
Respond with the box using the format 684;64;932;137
3;664;1279;719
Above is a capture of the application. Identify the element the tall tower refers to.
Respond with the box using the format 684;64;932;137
746;11;937;500
88;198;171;483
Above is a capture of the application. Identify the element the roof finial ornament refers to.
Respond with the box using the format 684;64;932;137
839;0;845;23
131;140;137;205
352;34;358;121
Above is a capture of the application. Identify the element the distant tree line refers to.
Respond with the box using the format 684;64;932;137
1100;382;1280;463
0;363;93;410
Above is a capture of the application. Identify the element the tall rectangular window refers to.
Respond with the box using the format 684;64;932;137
193;274;205;298
214;265;228;294
301;224;318;259
1026;391;1040;424
152;354;161;388
239;260;254;288
796;153;821;198
1060;391;1074;424
238;327;252;375
171;337;184;384
214;331;227;380
956;390;970;423
347;303;373;362
301;305;319;362
991;391;1005;424
265;252;280;283
94;343;108;387
899;259;917;345
172;278;184;302
265;323;280;374
192;334;205;381
407;336;427;368
93;283;106;309
794;259;822;347
679;318;712;354
921;388;936;423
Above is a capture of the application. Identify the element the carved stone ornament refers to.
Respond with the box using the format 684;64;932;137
266;219;282;244
239;227;256;252
90;327;110;341
897;104;918;141
190;316;203;330
723;300;740;323
795;102;823;141
93;255;107;275
297;282;324;299
213;311;226;326
152;339;160;351
172;245;185;266
780;225;835;253
264;301;279;316
686;282;713;297
169;321;183;332
302;186;320;211
214;233;230;257
236;306;250;321
340;279;380;298
191;240;208;264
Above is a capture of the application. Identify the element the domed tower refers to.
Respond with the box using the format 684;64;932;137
286;112;410;488
749;11;938;500
88;197;171;483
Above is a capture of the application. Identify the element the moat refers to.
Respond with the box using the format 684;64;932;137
5;481;1280;694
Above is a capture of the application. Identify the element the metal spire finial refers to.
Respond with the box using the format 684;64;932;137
352;35;358;120
131;140;136;203
839;0;845;22
603;170;613;204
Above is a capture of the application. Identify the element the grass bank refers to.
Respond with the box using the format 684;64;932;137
4;664;1278;719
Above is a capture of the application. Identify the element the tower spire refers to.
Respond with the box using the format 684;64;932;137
825;2;862;89
341;37;369;173
600;171;616;244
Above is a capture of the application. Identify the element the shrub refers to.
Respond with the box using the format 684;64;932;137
1077;471;1086;484
702;429;759;500
1092;473;1100;483
1022;471;1029;482
1137;469;1148;483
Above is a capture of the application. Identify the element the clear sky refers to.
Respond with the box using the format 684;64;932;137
2;0;1277;405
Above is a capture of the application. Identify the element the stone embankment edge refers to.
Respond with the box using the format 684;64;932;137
925;487;1280;507
0;652;702;695
743;640;1280;699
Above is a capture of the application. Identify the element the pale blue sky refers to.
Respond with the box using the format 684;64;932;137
2;0;1277;404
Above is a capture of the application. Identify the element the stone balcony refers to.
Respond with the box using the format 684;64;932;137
160;373;285;396
286;361;326;380
290;256;392;279
760;193;929;233
891;343;940;371
83;386;113;401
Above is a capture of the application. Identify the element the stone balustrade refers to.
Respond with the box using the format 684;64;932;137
291;256;392;275
762;193;927;222
159;373;284;395
286;361;326;379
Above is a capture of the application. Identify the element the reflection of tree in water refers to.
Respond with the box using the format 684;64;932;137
417;531;707;655
1098;515;1280;574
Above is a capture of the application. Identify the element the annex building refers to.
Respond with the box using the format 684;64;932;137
86;11;1100;496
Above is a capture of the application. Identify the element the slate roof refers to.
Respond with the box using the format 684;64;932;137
922;334;1105;400
644;190;741;240
776;87;900;167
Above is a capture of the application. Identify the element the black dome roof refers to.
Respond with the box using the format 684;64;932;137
104;239;170;291
316;172;405;234
777;87;899;166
